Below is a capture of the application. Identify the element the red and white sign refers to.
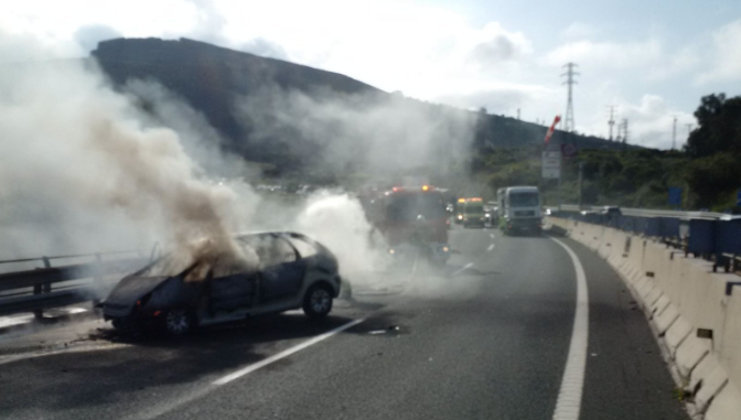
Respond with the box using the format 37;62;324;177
544;115;561;145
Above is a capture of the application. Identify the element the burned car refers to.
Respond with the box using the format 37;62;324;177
102;232;341;335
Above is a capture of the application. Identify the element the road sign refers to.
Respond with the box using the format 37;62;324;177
542;151;561;179
668;187;682;207
561;143;577;158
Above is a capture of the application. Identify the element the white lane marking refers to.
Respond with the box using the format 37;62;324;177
213;317;366;386
487;243;495;252
0;342;130;366
489;233;496;239
0;314;34;329
411;255;420;276
451;262;474;276
550;237;589;420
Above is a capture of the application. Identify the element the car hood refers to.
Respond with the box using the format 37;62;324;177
104;275;170;306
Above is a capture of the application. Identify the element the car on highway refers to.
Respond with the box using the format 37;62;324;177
600;206;622;216
102;232;342;335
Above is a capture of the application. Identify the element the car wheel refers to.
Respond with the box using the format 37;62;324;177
164;309;193;335
303;284;333;319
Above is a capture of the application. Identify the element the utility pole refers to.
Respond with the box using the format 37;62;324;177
621;119;629;144
607;105;616;141
517;108;521;120
561;62;578;132
578;162;584;209
672;116;677;150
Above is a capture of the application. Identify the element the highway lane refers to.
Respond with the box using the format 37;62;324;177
0;227;687;419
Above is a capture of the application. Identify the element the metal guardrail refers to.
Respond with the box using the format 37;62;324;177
558;204;726;220
0;251;149;319
552;205;741;275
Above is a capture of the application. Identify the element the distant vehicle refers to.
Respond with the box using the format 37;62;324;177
600;206;622;216
497;186;543;235
458;197;486;228
371;185;450;264
102;232;341;335
483;204;497;226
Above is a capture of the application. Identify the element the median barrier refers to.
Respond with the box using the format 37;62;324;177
691;355;729;415
653;302;680;335
664;317;693;357
676;260;729;341
705;382;741;420
718;293;741;401
553;216;741;418
651;294;671;316
675;333;711;379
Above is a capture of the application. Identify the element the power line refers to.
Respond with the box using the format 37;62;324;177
561;62;579;132
607;105;616;141
621;119;629;144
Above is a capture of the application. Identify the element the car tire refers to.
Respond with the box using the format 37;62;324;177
163;309;193;336
303;284;333;319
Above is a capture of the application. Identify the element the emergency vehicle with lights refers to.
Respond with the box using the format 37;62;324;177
370;185;451;265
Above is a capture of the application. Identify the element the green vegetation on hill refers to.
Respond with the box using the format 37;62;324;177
471;93;741;212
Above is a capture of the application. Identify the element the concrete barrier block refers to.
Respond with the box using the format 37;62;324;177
691;355;729;414
650;294;670;316
718;292;741;404
653;302;679;335
675;259;730;344
645;287;663;309
676;335;711;379
625;266;643;285
704;380;741;420
674;330;712;380
664;317;693;356
637;279;656;302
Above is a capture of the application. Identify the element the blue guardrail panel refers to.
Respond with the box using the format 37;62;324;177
644;218;661;237
715;220;741;254
688;219;716;254
658;217;680;238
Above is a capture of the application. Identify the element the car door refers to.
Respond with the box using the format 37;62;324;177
258;235;306;302
208;260;257;312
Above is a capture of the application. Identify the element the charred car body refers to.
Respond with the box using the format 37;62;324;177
102;232;341;335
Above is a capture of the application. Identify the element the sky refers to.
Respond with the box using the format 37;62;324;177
3;0;741;149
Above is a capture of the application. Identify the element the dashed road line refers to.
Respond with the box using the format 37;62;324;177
549;237;589;420
487;243;495;252
451;262;474;276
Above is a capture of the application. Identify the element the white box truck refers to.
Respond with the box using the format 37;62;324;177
497;186;542;235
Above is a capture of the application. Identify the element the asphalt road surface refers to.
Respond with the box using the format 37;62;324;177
0;227;687;419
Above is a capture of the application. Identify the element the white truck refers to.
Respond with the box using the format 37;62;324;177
497;186;542;235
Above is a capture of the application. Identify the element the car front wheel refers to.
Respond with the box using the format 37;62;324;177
303;284;333;319
164;309;193;336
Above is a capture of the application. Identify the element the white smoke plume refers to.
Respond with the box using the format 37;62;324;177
0;46;248;265
238;86;476;185
0;35;479;300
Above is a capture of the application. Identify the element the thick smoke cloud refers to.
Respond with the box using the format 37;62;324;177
0;35;479;299
238;86;476;184
0;53;246;261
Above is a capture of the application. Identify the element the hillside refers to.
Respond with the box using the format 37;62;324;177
92;37;630;181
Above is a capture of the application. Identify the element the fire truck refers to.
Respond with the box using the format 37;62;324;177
366;185;451;265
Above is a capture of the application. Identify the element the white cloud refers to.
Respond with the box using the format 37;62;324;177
559;22;597;41
696;19;741;84
545;38;662;70
579;94;695;149
1;0;723;151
